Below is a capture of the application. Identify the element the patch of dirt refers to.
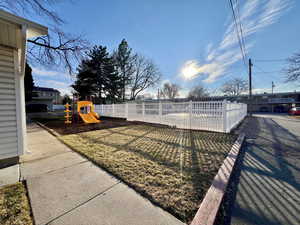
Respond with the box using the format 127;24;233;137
33;117;148;135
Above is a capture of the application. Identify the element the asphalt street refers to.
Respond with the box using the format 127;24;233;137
225;114;300;225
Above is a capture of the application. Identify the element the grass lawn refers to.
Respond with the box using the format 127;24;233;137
60;124;237;223
0;183;33;225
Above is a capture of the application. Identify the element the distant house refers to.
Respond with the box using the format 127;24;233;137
33;86;60;103
0;10;47;165
26;86;61;111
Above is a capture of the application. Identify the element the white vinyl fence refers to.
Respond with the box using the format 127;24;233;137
95;101;247;133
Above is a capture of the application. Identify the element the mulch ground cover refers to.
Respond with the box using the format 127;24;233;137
33;116;147;135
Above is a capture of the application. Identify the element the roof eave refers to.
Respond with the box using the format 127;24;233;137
0;9;48;38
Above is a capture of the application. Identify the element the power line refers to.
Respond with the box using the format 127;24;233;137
252;64;282;79
228;0;247;68
253;71;282;74
254;59;287;62
253;64;270;73
234;0;247;59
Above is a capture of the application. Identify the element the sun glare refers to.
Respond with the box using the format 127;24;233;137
181;61;200;80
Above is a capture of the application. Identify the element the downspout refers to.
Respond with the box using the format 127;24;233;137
18;24;28;155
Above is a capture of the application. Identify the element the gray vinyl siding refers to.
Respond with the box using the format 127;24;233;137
0;20;20;49
0;46;18;159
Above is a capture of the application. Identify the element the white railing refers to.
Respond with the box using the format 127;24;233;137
94;100;247;133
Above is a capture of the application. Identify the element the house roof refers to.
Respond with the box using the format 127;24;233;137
33;86;60;93
0;9;48;38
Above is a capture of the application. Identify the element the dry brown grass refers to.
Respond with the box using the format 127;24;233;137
60;124;236;223
289;115;300;119
0;183;33;225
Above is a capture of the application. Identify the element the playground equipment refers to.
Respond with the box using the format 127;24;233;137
64;103;72;124
77;101;100;124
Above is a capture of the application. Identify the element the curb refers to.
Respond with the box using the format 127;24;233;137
35;122;61;137
190;133;245;225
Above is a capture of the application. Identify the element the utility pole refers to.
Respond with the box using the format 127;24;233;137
248;58;253;115
271;81;275;113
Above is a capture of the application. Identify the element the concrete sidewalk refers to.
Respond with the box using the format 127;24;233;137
21;123;184;225
226;116;300;225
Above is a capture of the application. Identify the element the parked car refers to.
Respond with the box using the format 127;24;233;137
288;107;300;115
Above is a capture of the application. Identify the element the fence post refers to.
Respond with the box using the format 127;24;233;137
189;100;192;130
159;101;162;123
112;104;115;117
142;102;145;121
125;103;128;119
223;100;227;133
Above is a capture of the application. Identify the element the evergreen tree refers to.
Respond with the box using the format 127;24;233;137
72;63;97;100
72;45;122;103
24;63;34;102
113;39;135;101
62;94;71;104
105;58;123;103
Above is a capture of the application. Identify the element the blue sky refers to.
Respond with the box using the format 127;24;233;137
29;0;300;97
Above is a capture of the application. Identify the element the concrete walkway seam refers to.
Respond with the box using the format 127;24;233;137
21;160;89;180
36;121;61;137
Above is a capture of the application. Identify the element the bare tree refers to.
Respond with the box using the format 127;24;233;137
0;0;89;74
129;54;161;100
188;85;208;100
221;78;248;96
161;82;181;99
285;52;300;83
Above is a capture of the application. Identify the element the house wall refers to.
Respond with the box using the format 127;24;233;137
34;90;60;104
0;46;20;160
0;19;22;49
0;16;26;161
0;10;47;163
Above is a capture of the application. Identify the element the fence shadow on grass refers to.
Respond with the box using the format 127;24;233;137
57;120;244;223
80;124;235;175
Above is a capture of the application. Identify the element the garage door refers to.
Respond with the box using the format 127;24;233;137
0;46;18;159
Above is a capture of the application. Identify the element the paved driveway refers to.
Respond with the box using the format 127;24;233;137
226;114;300;225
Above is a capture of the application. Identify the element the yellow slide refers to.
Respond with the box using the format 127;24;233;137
79;113;100;123
77;101;100;124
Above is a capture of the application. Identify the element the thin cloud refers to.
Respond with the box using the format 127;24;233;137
32;67;69;78
205;42;213;55
182;0;293;83
46;80;69;87
32;67;59;76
